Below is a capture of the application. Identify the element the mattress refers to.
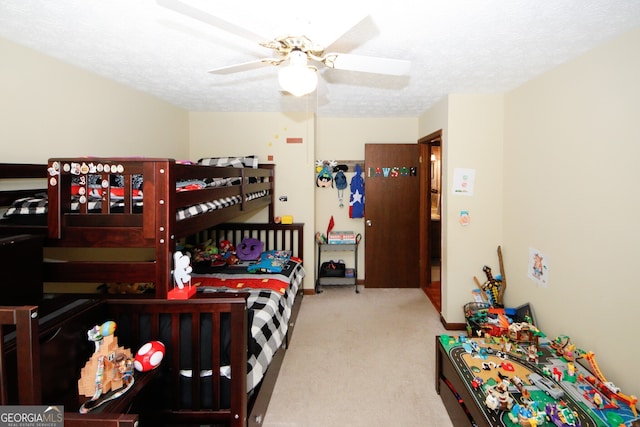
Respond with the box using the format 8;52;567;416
195;259;305;391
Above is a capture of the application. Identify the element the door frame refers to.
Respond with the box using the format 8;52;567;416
418;130;443;290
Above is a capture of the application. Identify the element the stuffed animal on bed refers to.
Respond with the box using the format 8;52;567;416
236;237;264;261
190;239;220;263
218;240;239;265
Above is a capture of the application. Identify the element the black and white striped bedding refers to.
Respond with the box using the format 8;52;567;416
174;190;268;221
3;189;269;222
197;155;258;169
3;194;48;216
2;194;145;216
198;261;305;392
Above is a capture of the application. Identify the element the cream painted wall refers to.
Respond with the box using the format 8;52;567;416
315;117;419;281
503;27;640;396
419;95;504;324
0;38;189;163
189;112;316;288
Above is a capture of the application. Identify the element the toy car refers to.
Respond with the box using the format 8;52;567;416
545;403;580;426
471;376;484;390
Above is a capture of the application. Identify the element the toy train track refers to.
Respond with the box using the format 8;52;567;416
584;351;638;417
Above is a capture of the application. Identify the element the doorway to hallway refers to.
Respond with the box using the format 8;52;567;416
419;130;442;311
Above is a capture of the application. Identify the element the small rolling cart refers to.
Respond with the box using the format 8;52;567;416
316;233;361;294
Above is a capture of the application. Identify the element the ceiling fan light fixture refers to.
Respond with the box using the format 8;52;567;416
278;51;318;97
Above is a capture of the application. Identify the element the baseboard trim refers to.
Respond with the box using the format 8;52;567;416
440;314;466;331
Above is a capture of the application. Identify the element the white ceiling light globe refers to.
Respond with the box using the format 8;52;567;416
278;50;318;96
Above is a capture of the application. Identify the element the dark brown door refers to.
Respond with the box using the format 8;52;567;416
364;144;420;288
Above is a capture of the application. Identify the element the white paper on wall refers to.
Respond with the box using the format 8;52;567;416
527;247;549;287
452;168;475;196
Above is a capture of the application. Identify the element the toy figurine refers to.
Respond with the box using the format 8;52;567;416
501;336;513;354
115;352;134;385
87;321;116;353
527;344;539;364
173;251;192;289
481;265;504;307
168;250;196;299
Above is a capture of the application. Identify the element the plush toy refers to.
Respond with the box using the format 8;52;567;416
134;341;165;372
190;238;224;268
236;237;264;261
218;240;234;255
218;240;239;265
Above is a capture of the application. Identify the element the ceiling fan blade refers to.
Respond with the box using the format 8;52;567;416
157;0;267;44
315;12;369;50
325;53;411;76
208;59;273;75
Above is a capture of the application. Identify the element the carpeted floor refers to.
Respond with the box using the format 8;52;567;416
262;287;455;427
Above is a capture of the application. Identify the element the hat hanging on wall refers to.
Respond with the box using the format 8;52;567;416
316;165;333;187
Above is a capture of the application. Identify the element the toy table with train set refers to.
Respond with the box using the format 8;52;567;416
436;335;639;427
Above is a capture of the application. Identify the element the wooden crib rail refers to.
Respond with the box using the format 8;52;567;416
105;297;248;426
199;222;305;261
0;305;41;405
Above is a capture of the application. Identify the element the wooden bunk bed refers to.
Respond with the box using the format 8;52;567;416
0;160;305;426
1;158;276;298
49;157;276;298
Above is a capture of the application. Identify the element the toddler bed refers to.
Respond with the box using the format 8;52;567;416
0;158;276;298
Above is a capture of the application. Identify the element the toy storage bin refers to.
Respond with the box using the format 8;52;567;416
463;302;491;337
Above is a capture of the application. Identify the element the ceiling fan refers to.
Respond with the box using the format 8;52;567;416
157;0;411;96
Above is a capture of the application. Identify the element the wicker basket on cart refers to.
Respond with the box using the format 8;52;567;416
463;302;491;337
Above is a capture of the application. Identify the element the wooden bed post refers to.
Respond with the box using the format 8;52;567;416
230;300;248;426
47;159;63;239
0;306;41;405
269;165;275;223
147;160;175;299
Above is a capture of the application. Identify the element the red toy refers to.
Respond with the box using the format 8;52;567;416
134;341;165;372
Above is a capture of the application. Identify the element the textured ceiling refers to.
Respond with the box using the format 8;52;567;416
1;0;640;117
